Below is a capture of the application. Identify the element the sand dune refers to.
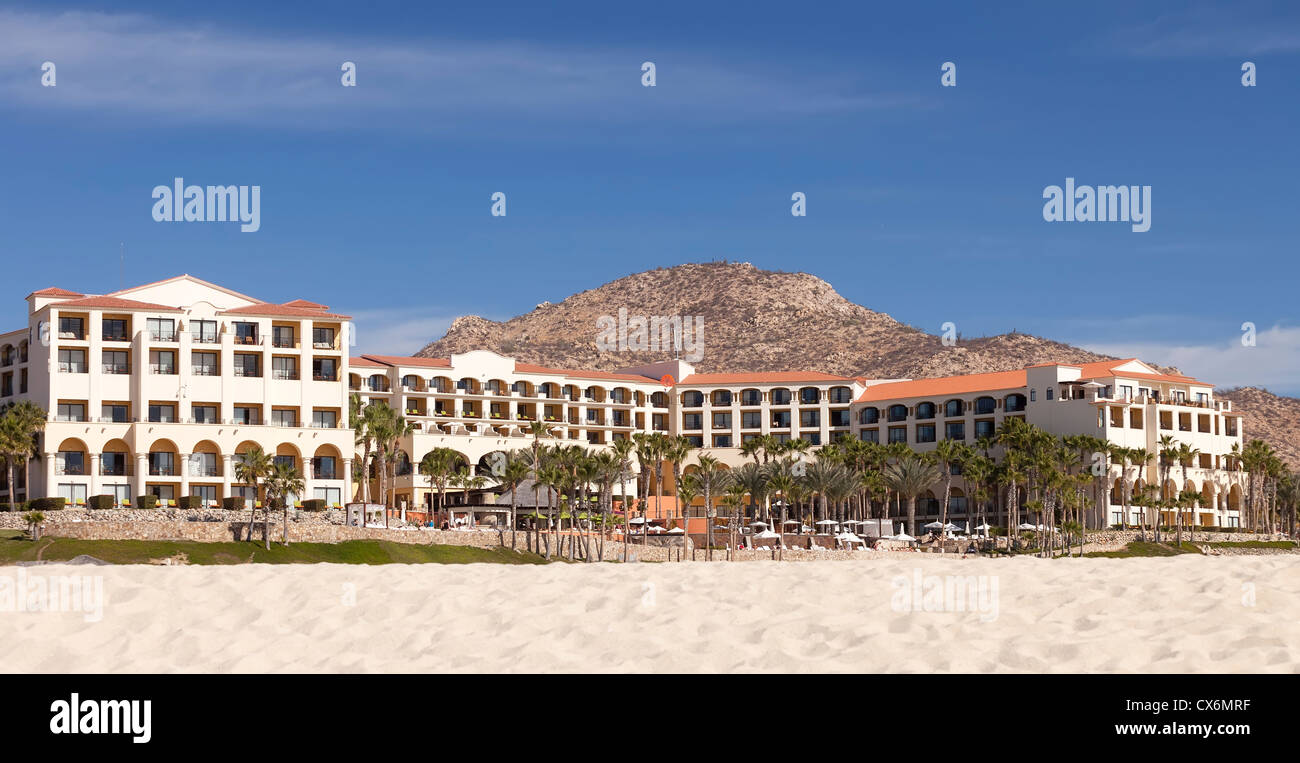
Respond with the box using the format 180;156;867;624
2;556;1297;673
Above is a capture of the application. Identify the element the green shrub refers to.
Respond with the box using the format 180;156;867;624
177;496;205;510
301;499;327;512
29;497;67;511
222;496;246;511
87;495;115;510
136;494;159;510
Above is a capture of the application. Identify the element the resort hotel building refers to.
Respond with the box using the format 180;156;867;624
2;275;1246;529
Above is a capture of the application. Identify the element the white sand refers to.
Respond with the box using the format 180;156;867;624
2;555;1297;673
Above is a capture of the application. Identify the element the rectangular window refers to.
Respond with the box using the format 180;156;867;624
312;327;335;349
273;454;296;470
312;357;337;381
771;411;791;428
148;404;176;423
234;353;260;377
741;411;762;429
58;348;86;373
56;403;86;422
192;319;218;344
147;318;176;342
102;318;128;342
800;410;820;427
860;428;879;443
56;451;85;476
713;434;732;448
271;356;298;380
108;483;131;504
945;421;965;440
100;453;126;476
312;456;337;480
58;317;84;340
192;352;219;376
974;420;995;439
233;322;259;345
101;403;129;423
313;487;342;507
888;426;907;444
57;483;88;504
192;405;218;424
149;451;175;476
830;410;850;427
916;424;936;443
149;484;176;501
272;325;295;348
192;485;217;505
682;413;702;430
190;452;218;477
272;409;297;427
149;350;176;375
712;412;732;429
312;410;337;428
102;350;130;374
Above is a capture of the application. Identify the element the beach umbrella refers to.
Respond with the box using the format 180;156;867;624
895;532;916;542
755;529;780;539
975;523;992;530
1018;522;1037;530
749;520;768;527
666;527;684;534
629;517;648;524
816;519;839;525
783;519;800;525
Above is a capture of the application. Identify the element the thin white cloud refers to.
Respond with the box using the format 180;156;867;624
349;307;462;358
0;9;924;128
1081;323;1300;394
1102;7;1300;57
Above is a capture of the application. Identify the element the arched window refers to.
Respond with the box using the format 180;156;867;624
975;396;996;414
944;399;963;417
1005;393;1027;412
888;404;908;422
798;387;820;404
860;407;879;424
682;390;704;407
740;388;762;406
916;401;936;419
771;388;791;405
829;386;853;404
712;389;732;406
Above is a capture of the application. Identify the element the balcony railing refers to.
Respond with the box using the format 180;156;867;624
55;463;85;476
102;332;129;342
233;335;261;346
58;362;87;373
149;465;175;476
102;363;130;375
99;464;129;477
313;373;337;382
272;370;300;381
151;364;177;375
191;331;219;344
312;341;335;350
272;337;296;349
234;367;261;378
150;331;178;342
192;365;219;376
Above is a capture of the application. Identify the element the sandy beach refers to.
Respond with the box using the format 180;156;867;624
3;555;1298;673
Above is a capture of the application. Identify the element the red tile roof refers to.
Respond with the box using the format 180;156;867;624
512;362;662;384
677;371;854;386
29;287;84;298
48;296;183;312
282;299;330;310
350;356;388;368
358;354;452;368
221;303;351;320
856;359;1206;402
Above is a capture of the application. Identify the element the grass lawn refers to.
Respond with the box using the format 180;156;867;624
1082;541;1205;558
0;529;552;566
1204;540;1298;550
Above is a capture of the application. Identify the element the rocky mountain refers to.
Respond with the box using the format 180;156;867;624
415;262;1296;466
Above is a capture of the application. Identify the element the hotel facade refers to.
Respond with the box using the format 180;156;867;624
2;275;1246;528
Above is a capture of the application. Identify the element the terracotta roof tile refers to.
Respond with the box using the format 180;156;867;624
282;299;330;310
49;296;183;312
29;287;84;298
221;303;351;320
678;371;854;385
512;362;662;384
856;370;1027;402
359;355;452;368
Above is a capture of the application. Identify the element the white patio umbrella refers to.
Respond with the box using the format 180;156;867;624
923;521;945;530
755;529;780;539
815;519;839;526
1018;522;1037;530
894;532;917;542
629;517;648;525
666;527;684;534
975;523;992;530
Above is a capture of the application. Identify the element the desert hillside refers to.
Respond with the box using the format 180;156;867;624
416;262;1297;467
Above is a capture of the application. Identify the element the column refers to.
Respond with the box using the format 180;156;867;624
88;453;100;498
342;458;353;508
179;452;191;498
134;453;148;501
221;454;233;500
43;451;56;500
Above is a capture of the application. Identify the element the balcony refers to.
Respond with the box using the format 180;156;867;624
192;365;219;377
102;363;131;375
102;331;129;342
149;464;175;477
272;370;300;381
58;362;88;374
313;373;337;382
272;337;297;349
234;367;262;378
191;331;219;344
150;330;178;342
233;335;262;346
151;364;177;375
99;463;130;477
55;463;86;476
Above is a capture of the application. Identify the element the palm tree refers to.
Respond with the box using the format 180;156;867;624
418;447;462;528
675;473;700;562
0;414;32;512
1156;434;1179;541
265;461;305;548
610;437;636;561
692;455;731;561
233;446;271;541
931;438;965;532
1128;447;1153;538
0;401;46;510
495;451;531;550
883;453;942;536
664;435;693;533
349;393;383;505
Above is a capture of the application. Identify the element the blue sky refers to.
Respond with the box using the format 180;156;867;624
1;1;1298;391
